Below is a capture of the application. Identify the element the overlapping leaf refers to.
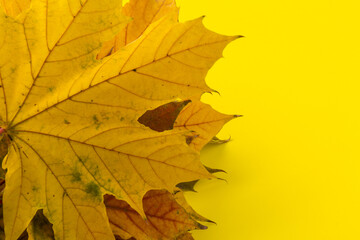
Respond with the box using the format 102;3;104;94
0;0;239;239
105;190;205;240
98;0;179;59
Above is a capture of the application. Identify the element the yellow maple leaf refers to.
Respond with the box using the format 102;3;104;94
0;0;240;239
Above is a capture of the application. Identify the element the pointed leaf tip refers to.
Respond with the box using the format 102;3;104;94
198;224;208;230
211;89;221;95
216;177;228;183
205;166;227;174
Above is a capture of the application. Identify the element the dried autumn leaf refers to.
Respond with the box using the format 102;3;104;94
105;190;205;240
0;0;240;239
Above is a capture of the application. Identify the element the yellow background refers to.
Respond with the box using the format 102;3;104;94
176;0;360;239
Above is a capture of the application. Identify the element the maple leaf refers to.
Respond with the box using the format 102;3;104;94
105;189;206;240
0;0;241;239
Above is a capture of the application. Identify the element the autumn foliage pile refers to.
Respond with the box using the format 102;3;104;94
0;0;241;239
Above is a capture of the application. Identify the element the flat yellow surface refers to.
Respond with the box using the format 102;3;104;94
177;0;360;239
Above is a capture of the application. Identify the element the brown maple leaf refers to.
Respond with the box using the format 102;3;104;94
105;189;206;240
